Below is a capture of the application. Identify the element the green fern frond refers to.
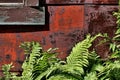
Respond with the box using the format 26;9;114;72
58;34;102;79
32;53;53;79
60;65;84;79
108;67;120;80
100;61;120;80
91;64;105;73
84;72;98;80
35;63;60;80
48;74;78;80
2;63;14;80
31;48;59;80
67;34;102;68
20;42;42;80
29;42;42;64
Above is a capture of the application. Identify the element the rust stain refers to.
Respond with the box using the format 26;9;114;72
85;5;118;58
85;5;117;35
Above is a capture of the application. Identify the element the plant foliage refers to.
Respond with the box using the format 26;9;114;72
36;33;102;80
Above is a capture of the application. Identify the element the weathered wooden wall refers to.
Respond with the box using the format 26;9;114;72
0;0;119;74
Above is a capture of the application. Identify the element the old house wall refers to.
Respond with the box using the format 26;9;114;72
0;0;118;74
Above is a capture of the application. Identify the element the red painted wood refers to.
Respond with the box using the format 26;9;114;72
49;6;84;31
0;5;85;72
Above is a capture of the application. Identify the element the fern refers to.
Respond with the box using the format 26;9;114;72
2;63;13;80
32;52;59;80
48;74;78;80
12;41;59;80
20;41;42;80
84;72;98;80
67;34;102;66
108;67;120;80
35;63;61;80
1;63;21;80
65;34;102;77
40;34;102;80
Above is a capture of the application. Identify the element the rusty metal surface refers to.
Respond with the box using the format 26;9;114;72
46;0;118;4
0;7;45;25
85;5;118;58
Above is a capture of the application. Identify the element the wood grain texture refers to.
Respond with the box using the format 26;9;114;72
0;7;45;25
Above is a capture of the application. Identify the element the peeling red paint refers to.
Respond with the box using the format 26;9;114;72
49;6;84;31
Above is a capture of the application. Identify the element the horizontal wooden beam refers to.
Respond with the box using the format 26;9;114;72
0;3;24;7
0;7;45;25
